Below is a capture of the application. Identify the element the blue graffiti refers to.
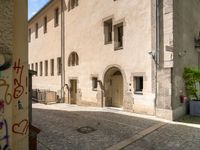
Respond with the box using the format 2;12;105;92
0;118;10;150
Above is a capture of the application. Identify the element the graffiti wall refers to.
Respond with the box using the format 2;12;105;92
0;0;29;149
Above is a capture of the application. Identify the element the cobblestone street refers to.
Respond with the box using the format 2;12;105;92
33;103;200;150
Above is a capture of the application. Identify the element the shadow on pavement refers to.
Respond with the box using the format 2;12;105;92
177;115;200;125
32;107;159;150
32;106;200;150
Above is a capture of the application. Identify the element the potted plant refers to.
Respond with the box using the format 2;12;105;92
183;67;200;116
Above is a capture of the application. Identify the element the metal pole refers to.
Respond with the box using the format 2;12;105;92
154;0;160;115
61;0;65;103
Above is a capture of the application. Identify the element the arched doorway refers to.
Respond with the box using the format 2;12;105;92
104;67;123;107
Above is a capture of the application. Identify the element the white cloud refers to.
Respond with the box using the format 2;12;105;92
31;11;37;15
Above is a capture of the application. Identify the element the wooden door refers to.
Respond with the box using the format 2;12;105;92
70;80;77;104
111;75;123;107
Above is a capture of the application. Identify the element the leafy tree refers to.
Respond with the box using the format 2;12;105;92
183;67;200;100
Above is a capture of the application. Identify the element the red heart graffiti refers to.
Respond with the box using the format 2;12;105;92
12;119;28;135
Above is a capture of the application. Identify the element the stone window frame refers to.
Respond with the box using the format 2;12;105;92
114;23;123;50
113;18;126;51
104;19;113;44
131;72;147;95
102;15;114;45
90;74;99;91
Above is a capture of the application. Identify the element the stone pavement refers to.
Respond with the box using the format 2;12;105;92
32;103;200;150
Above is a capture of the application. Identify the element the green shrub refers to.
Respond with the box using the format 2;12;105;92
183;67;200;100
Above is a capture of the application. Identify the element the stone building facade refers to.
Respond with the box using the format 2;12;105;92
28;0;200;120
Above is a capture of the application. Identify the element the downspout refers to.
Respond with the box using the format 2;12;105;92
154;0;160;115
97;80;105;108
61;0;65;102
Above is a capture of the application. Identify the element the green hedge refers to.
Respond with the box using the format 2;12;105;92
183;67;200;100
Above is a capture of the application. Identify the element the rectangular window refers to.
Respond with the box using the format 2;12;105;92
104;19;112;44
35;63;38;76
40;61;43;76
35;23;38;39
57;57;61;75
50;59;54;76
92;77;98;91
28;28;31;42
114;23;123;50
31;63;34;70
45;60;48;76
134;77;143;94
44;16;47;33
54;8;59;27
68;0;78;11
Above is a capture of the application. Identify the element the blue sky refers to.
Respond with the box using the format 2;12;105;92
28;0;49;19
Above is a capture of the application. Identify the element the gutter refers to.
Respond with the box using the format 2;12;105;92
154;0;160;115
61;0;65;102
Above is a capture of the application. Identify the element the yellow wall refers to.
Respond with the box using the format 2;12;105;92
0;0;29;149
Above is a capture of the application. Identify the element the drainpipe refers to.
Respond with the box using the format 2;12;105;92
97;80;105;108
154;0;160;115
65;84;70;104
61;0;65;102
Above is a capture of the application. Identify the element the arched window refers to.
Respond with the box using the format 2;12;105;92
68;52;79;66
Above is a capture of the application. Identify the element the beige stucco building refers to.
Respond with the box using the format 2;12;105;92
28;0;200;120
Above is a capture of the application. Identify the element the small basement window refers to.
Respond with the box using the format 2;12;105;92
134;77;143;94
92;77;98;91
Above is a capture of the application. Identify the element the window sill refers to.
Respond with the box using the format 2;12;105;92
134;91;143;95
104;41;112;45
114;47;123;51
